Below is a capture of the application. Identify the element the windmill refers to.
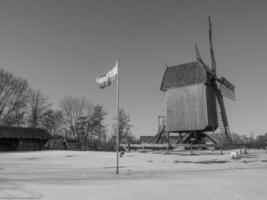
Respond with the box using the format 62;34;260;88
156;17;235;146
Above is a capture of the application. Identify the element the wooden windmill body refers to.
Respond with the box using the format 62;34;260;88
157;17;235;145
161;62;218;132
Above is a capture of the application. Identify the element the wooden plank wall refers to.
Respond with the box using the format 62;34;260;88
166;84;209;132
205;85;218;131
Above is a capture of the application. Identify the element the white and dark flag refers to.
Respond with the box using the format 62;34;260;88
96;61;118;89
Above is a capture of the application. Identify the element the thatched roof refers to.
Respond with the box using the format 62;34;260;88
160;61;208;91
0;126;51;140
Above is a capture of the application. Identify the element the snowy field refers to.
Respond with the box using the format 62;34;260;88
0;149;267;200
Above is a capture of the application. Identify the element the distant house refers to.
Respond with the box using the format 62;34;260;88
140;136;154;144
140;135;180;144
0;126;51;151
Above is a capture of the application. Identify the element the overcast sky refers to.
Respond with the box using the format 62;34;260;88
1;0;267;136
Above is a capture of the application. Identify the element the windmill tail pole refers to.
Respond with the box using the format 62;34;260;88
208;16;216;74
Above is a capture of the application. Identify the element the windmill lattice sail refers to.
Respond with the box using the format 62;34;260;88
216;95;232;142
218;77;235;101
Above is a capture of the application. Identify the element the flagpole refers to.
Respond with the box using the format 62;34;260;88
116;58;120;174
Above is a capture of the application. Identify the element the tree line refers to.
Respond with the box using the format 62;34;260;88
0;68;133;150
3;67;266;150
213;131;267;148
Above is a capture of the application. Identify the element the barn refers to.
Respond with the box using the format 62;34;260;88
160;61;218;133
0;126;51;151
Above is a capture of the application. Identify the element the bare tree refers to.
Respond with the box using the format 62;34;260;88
60;96;94;150
0;69;29;126
77;116;91;150
41;109;64;149
112;108;133;144
91;105;107;144
27;89;51;128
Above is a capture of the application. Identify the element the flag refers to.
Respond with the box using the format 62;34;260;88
96;61;118;89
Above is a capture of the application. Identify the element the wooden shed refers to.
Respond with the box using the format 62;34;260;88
0;126;51;151
160;61;218;133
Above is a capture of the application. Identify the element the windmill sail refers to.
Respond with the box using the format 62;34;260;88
216;92;232;142
218;77;235;100
209;16;216;74
195;44;216;77
195;43;202;61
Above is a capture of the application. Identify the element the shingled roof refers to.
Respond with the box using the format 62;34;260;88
0;126;51;139
160;61;209;91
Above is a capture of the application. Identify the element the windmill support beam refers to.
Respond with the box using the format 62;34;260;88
151;130;218;148
176;132;186;144
155;128;167;144
174;131;217;146
204;133;218;145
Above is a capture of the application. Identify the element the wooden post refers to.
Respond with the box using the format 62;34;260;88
220;146;224;155
158;116;161;133
98;119;101;144
165;91;169;152
190;143;193;155
167;132;170;151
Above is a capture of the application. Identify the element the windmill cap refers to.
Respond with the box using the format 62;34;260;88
160;61;210;91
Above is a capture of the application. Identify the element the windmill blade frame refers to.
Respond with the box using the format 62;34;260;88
194;44;218;78
209;16;217;74
215;89;232;142
217;76;236;100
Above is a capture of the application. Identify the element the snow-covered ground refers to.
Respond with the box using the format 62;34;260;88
0;149;267;200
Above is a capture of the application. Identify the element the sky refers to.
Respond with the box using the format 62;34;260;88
0;0;266;137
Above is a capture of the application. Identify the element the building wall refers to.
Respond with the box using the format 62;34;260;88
205;85;218;131
166;83;217;132
0;139;17;151
17;139;42;151
0;138;47;151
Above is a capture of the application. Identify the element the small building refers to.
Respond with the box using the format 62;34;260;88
0;126;51;151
